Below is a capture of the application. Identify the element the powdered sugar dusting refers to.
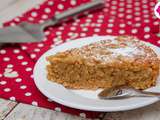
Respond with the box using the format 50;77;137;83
109;47;145;57
69;36;151;63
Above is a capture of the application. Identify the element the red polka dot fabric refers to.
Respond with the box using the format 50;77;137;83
0;0;160;118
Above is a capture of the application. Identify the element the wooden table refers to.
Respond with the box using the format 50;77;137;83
1;98;160;120
1;0;160;120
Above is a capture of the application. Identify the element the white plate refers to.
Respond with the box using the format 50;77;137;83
33;36;160;112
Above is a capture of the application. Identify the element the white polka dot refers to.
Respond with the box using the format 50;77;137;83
131;29;138;34
82;27;88;32
108;23;113;27
4;88;11;92
144;19;150;23
95;24;101;27
98;15;104;19
31;12;38;17
111;6;117;10
91;23;96;27
68;32;73;36
143;10;148;13
15;78;22;82
127;4;132;8
135;23;141;27
143;14;149;18
48;1;54;5
21;61;28;65
7;64;13;68
59;26;64;30
30;54;36;59
10;23;16;26
119;30;125;34
126;9;132;13
21;46;27;50
88;14;93;18
57;4;64;10
150;2;155;6
144;26;150;32
119;24;125;28
110;11;116;15
158;40;160;44
45;8;51;13
0;50;6;54
56;31;62;36
45;31;50;35
108;19;114;23
0;74;2;77
94;28;100;32
37;43;44;47
142;5;148;8
119;2;125;6
70;0;76;5
153;21;159;25
20;85;27;89
30;74;34;78
28;17;34;21
134;12;140;16
97;19;103;23
39;20;44;23
112;1;117;5
3;57;10;61
80;33;86;37
106;29;112;33
134;2;140;6
13;49;20;54
34;48;40;52
118;8;124;12
0;81;6;85
135;17;141;21
32;101;38;106
70;27;76;31
25;92;32;96
25;67;32;72
72;22;78;26
42;14;48;19
10;97;16;101
92;34;97;37
17;55;24;60
118;13;124;17
86;19;92;23
126;15;132;19
55;107;61;112
79;113;86;118
144;34;150;39
127;21;132;25
14;18;20;22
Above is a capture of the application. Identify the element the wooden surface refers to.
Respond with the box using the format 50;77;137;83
1;98;160;120
0;98;94;120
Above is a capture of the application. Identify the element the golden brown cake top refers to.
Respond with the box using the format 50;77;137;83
48;36;159;66
67;36;158;62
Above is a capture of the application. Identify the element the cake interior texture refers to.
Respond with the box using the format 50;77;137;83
46;36;160;90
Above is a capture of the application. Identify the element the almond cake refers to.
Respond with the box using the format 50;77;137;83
46;36;160;90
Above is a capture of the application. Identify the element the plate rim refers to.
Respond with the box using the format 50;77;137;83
33;36;160;112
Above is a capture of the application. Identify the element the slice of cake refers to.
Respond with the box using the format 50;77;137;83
46;36;160;90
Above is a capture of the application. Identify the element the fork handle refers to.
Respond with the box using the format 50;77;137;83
136;90;160;97
41;0;104;28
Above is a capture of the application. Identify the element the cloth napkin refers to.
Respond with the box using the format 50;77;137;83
0;0;159;119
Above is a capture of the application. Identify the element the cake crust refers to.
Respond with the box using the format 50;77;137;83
46;36;160;90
